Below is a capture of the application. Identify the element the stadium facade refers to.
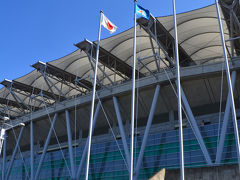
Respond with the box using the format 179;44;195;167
1;0;240;179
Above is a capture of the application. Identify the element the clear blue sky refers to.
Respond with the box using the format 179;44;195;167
0;0;215;87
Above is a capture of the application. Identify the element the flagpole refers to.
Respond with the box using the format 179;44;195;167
215;0;240;172
85;10;103;180
130;0;137;179
172;0;184;179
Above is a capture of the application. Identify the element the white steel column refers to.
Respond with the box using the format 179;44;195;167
2;131;7;180
0;128;5;156
76;102;101;179
130;1;137;179
65;110;76;179
172;0;184;179
85;11;103;180
215;71;237;164
180;84;212;165
30;120;34;180
34;114;58;180
215;0;240;172
113;96;131;170
6;124;25;180
134;85;160;179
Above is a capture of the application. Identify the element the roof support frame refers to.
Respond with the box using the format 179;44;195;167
3;85;30;112
149;34;160;71
6;58;240;130
144;21;174;67
32;61;91;96
3;105;23;117
40;71;64;102
137;15;194;66
43;72;66;100
220;0;240;56
138;57;158;79
75;39;144;79
86;52;111;90
89;53;114;86
86;41;127;82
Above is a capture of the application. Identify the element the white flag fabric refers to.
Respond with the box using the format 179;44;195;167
101;14;117;34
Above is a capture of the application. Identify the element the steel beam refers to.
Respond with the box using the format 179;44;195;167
6;125;25;180
32;61;93;91
1;79;58;102
0;128;5;156
6;58;240;130
65;110;76;179
137;15;194;66
2;131;7;180
76;101;101;179
113;96;131;170
179;84;213;165
215;71;236;164
34;113;58;180
216;0;240;171
30;120;34;180
75;39;145;79
134;85;160;179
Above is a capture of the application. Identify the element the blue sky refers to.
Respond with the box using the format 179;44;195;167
0;0;215;86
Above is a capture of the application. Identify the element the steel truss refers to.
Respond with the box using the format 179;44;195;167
1;1;240;179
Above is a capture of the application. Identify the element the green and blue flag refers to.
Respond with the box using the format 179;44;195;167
135;4;150;19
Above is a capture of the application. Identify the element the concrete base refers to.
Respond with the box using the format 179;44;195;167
165;165;239;180
149;168;165;180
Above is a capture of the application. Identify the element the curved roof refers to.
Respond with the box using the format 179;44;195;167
0;4;235;119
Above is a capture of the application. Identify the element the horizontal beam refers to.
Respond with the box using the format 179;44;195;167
75;39;145;79
5;57;240;130
0;97;38;111
1;79;58;101
32;61;95;91
137;15;195;66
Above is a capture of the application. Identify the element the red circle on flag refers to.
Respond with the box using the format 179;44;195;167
107;22;113;30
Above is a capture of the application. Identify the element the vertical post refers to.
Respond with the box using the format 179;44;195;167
30;120;34;180
215;0;240;172
172;0;184;179
6;125;25;180
229;10;234;57
85;11;103;180
134;85;160;179
0;128;5;156
34;114;58;180
65;110;76;179
215;71;236;164
130;1;137;179
76;102;101;179
2;131;7;180
113;96;131;170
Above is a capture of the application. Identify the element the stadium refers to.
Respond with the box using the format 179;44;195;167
1;0;240;179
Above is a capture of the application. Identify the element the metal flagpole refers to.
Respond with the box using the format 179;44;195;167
172;0;184;179
130;1;137;179
215;0;240;172
85;10;103;180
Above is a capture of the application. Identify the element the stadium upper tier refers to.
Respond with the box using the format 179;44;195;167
0;3;240;151
0;4;239;119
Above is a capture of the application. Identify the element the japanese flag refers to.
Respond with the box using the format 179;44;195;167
101;14;117;34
